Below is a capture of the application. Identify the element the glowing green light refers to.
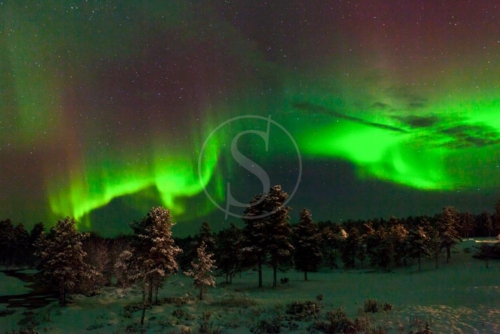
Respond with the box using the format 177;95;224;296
48;139;222;229
292;96;500;191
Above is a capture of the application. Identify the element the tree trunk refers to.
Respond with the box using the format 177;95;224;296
148;279;153;304
435;252;439;269
418;251;421;272
60;282;65;306
273;266;277;288
446;246;451;263
199;288;203;301
304;270;308;281
155;282;159;304
141;283;146;325
140;303;146;325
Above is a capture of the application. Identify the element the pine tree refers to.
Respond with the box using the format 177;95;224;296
82;233;111;290
265;186;294;288
242;197;267;288
407;225;430;272
0;219;14;266
458;212;475;238
321;224;342;269
114;250;134;289
372;227;393;271
184;241;216;300
186;222;217;271
125;207;182;325
293;209;322;281
34;217;94;306
389;223;408;267
198;222;217;254
215;223;243;284
29;222;45;265
363;223;378;268
479;211;493;237
242;185;294;288
13;223;30;266
355;242;366;269
438;206;462;263
127;207;182;306
30;222;45;242
364;225;393;271
340;227;359;268
426;224;443;269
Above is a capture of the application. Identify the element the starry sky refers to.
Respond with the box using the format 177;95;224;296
2;1;500;236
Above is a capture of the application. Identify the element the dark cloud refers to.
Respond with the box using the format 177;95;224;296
395;115;440;128
293;102;408;133
439;124;500;148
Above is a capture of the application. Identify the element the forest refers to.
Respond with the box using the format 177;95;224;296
1;185;499;333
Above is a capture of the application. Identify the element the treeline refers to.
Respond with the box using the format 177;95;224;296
1;187;499;309
0;220;44;267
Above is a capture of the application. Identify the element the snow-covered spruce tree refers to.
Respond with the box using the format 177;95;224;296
242;185;294;288
438;206;462;263
34;217;96;306
293;209;322;281
184;241;216;300
127;206;182;305
114;249;135;289
186;222;217;271
215;222;244;284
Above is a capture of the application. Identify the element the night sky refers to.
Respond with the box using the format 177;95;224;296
2;1;500;236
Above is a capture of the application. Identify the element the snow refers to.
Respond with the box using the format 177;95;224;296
0;270;33;296
1;239;500;333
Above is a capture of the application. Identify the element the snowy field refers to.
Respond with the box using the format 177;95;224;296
0;271;33;297
1;238;499;333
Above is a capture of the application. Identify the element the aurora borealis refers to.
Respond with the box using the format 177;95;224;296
2;1;500;236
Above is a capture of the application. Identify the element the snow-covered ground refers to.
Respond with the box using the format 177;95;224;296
1;238;499;333
0;270;33;296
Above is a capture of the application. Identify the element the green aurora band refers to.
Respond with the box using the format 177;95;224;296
2;1;500;232
292;97;500;191
47;138;223;229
